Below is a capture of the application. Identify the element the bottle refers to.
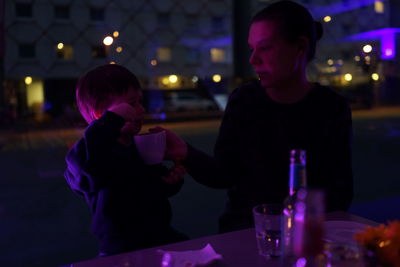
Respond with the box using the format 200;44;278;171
281;149;307;260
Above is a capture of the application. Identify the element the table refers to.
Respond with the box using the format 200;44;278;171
71;212;378;267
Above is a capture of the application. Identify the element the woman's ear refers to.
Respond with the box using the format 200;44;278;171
297;36;309;58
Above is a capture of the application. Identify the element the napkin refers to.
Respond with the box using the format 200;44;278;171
158;243;223;267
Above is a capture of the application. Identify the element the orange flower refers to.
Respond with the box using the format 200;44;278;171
354;221;400;267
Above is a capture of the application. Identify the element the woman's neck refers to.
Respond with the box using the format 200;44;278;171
265;78;313;104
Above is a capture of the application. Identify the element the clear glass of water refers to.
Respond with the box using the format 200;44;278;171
252;203;282;258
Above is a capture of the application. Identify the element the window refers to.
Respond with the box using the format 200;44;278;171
90;7;105;21
54;5;69;19
185;15;198;34
211;16;225;34
91;46;107;58
210;48;226;63
157;13;170;28
374;0;384;13
157;47;172;62
186;48;200;64
19;44;35;58
16;3;32;17
56;44;73;60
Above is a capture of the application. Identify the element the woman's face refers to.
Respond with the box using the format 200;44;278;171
248;20;304;89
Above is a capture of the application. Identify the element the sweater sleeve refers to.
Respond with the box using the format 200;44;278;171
64;111;129;194
183;91;243;189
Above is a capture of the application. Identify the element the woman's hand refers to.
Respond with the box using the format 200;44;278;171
161;164;186;184
149;126;188;161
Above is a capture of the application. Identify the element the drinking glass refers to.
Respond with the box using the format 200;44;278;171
252;203;282;258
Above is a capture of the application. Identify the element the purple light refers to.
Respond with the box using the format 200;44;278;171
307;0;377;19
346;28;400;60
296;257;307;267
180;36;232;48
381;32;395;59
385;49;393;56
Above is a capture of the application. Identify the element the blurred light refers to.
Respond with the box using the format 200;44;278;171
337;59;343;65
192;76;198;83
344;73;352;81
354;56;360;61
57;43;64;50
346;28;400;60
162;77;169;85
25;76;33;85
116;46;123;53
210;48;226;62
384;49;393;57
365;55;371;63
371;73;379;81
169;75;178;83
113;31;119;38
212;74;222;83
327;59;334;65
103;36;114;46
363;44;372;53
150;59;157;66
157;47;172;62
323;16;331;23
375;1;384;13
109;61;116;64
296;257;307;267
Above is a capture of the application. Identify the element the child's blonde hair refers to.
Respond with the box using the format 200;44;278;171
76;64;141;123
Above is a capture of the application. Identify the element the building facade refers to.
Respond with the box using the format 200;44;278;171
2;0;233;123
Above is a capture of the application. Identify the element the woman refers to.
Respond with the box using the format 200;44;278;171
153;0;353;233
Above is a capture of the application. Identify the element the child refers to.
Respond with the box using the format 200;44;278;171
64;64;187;256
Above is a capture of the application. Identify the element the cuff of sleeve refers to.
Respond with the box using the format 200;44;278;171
99;111;126;127
86;111;126;139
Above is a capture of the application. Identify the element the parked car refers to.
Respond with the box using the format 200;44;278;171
164;91;218;112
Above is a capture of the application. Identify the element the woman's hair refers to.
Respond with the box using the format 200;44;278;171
76;64;141;123
251;0;323;61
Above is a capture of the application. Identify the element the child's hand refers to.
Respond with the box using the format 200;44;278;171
108;102;137;122
162;164;186;184
108;102;144;137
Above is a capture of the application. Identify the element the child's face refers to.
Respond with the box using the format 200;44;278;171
112;89;145;136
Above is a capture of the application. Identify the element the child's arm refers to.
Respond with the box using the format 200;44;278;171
65;111;132;193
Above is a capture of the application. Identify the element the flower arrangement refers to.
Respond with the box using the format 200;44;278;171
354;221;400;267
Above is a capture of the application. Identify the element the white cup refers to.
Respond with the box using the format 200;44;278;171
134;131;166;165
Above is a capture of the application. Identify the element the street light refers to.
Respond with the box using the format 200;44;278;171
169;75;178;83
212;74;222;83
103;36;114;46
344;73;352;82
323;16;331;23
371;73;379;81
25;76;32;85
363;44;372;53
